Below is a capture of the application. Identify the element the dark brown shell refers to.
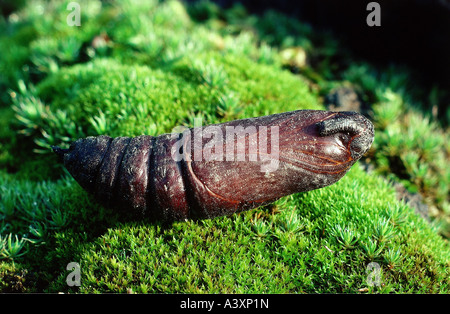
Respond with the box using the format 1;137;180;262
53;110;374;221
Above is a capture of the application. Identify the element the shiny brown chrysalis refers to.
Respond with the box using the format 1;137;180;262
52;110;374;222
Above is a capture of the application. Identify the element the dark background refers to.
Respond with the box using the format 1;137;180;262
187;0;450;88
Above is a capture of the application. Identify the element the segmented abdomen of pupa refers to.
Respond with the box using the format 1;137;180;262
55;110;374;222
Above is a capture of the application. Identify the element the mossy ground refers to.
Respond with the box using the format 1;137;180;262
0;0;449;293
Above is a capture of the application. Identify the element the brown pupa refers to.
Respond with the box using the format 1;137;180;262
53;110;374;222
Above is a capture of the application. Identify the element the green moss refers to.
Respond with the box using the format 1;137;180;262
40;165;448;293
1;0;449;293
339;64;450;236
0;262;29;292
